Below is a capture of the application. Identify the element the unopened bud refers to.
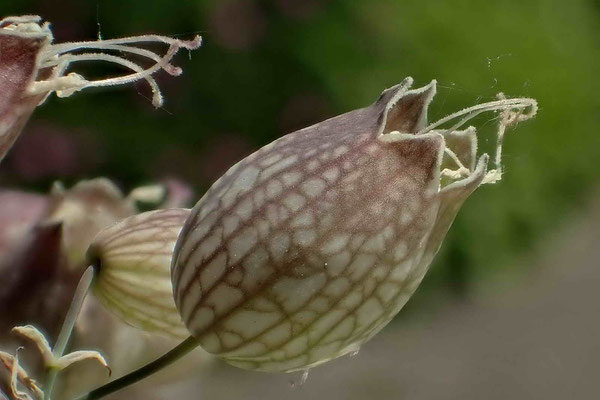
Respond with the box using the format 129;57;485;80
88;208;190;339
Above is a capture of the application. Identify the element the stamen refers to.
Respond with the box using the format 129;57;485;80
442;147;470;177
6;16;202;108
35;52;164;106
41;44;182;76
481;94;535;184
417;97;537;136
421;95;537;185
45;34;201;56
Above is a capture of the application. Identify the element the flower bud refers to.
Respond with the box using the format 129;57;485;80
172;77;536;372
88;208;191;339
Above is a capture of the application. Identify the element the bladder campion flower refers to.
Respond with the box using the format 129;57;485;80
0;15;201;162
171;77;537;372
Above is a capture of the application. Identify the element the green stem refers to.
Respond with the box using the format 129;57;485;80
44;266;95;400
75;336;200;400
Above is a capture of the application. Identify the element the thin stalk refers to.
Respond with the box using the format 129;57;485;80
44;266;95;400
75;336;200;400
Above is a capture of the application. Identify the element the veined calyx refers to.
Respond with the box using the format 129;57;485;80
170;77;536;372
88;208;191;339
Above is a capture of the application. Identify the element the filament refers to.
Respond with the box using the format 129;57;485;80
41;44;183;76
417;97;537;137
422;95;537;185
38;52;164;106
45;34;201;56
4;16;202;108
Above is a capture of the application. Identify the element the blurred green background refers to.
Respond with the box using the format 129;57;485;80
1;0;599;308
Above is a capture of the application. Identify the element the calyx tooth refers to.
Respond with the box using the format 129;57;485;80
378;79;437;136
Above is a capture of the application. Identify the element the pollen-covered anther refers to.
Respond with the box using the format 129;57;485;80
2;15;202;108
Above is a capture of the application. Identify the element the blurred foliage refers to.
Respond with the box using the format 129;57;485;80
1;0;599;304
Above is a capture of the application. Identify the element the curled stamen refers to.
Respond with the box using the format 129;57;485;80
6;16;202;108
37;52;166;106
31;39;199;107
418;97;537;136
421;96;537;185
493;93;531;171
442;147;471;178
42;44;183;76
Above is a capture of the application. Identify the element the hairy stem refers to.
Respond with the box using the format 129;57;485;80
44;266;95;400
75;336;200;400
